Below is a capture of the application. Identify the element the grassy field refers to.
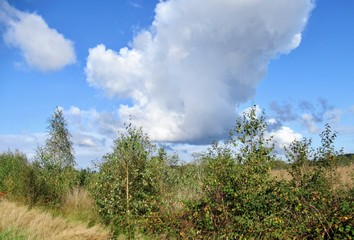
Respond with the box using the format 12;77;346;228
0;198;110;240
0;164;352;239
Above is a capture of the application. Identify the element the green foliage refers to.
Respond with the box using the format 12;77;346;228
282;124;354;239
286;124;340;192
90;122;160;238
0;229;26;240
0;150;32;202
232;106;275;167
271;159;289;169
2;106;353;239
337;153;354;166
42;107;75;168
144;155;205;238
32;107;77;206
76;168;95;187
285;137;313;188
181;107;353;239
184;105;283;238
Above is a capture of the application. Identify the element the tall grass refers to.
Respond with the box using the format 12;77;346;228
270;163;354;188
0;229;27;240
60;186;101;225
0;199;110;240
335;164;354;189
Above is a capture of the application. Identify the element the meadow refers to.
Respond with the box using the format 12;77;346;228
0;163;352;239
1;107;353;239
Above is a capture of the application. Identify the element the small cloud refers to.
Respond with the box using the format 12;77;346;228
128;1;142;8
270;101;298;122
267;118;283;132
0;1;76;71
73;133;105;148
299;98;333;123
301;113;318;134
267;126;302;151
349;106;354;114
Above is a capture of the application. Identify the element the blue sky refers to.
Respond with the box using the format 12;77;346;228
0;0;353;168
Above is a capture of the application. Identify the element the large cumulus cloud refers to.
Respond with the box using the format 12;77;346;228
86;0;314;143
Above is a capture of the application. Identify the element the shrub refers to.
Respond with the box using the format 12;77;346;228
31;107;77;206
0;150;32;202
183;106;287;238
283;124;354;239
90;122;161;238
182;108;354;239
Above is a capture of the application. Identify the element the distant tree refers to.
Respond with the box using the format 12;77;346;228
33;107;77;205
38;107;75;169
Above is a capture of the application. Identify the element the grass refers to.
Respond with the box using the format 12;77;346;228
336;164;354;189
270;168;292;181
59;186;101;226
0;164;352;239
0;199;110;240
270;163;354;189
0;229;27;240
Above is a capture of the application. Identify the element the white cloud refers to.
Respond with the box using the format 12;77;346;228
63;106;214;163
64;106;122;137
0;132;45;159
128;1;142;8
268;118;278;125
0;1;76;71
268;126;302;150
86;0;314;143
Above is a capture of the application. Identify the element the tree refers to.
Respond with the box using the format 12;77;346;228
33;107;77;205
38;107;75;169
91;122;159;238
186;106;282;238
285;138;313;188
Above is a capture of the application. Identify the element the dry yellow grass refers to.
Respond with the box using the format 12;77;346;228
0;199;110;240
336;164;354;189
60;186;100;224
270;169;292;181
270;164;354;189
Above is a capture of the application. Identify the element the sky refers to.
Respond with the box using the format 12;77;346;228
0;0;353;168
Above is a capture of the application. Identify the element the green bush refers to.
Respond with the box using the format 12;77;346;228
183;106;285;238
181;107;354;239
0;150;32;202
3;106;352;239
283;124;353;239
30;107;78;207
90;123;162;238
28;159;77;206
